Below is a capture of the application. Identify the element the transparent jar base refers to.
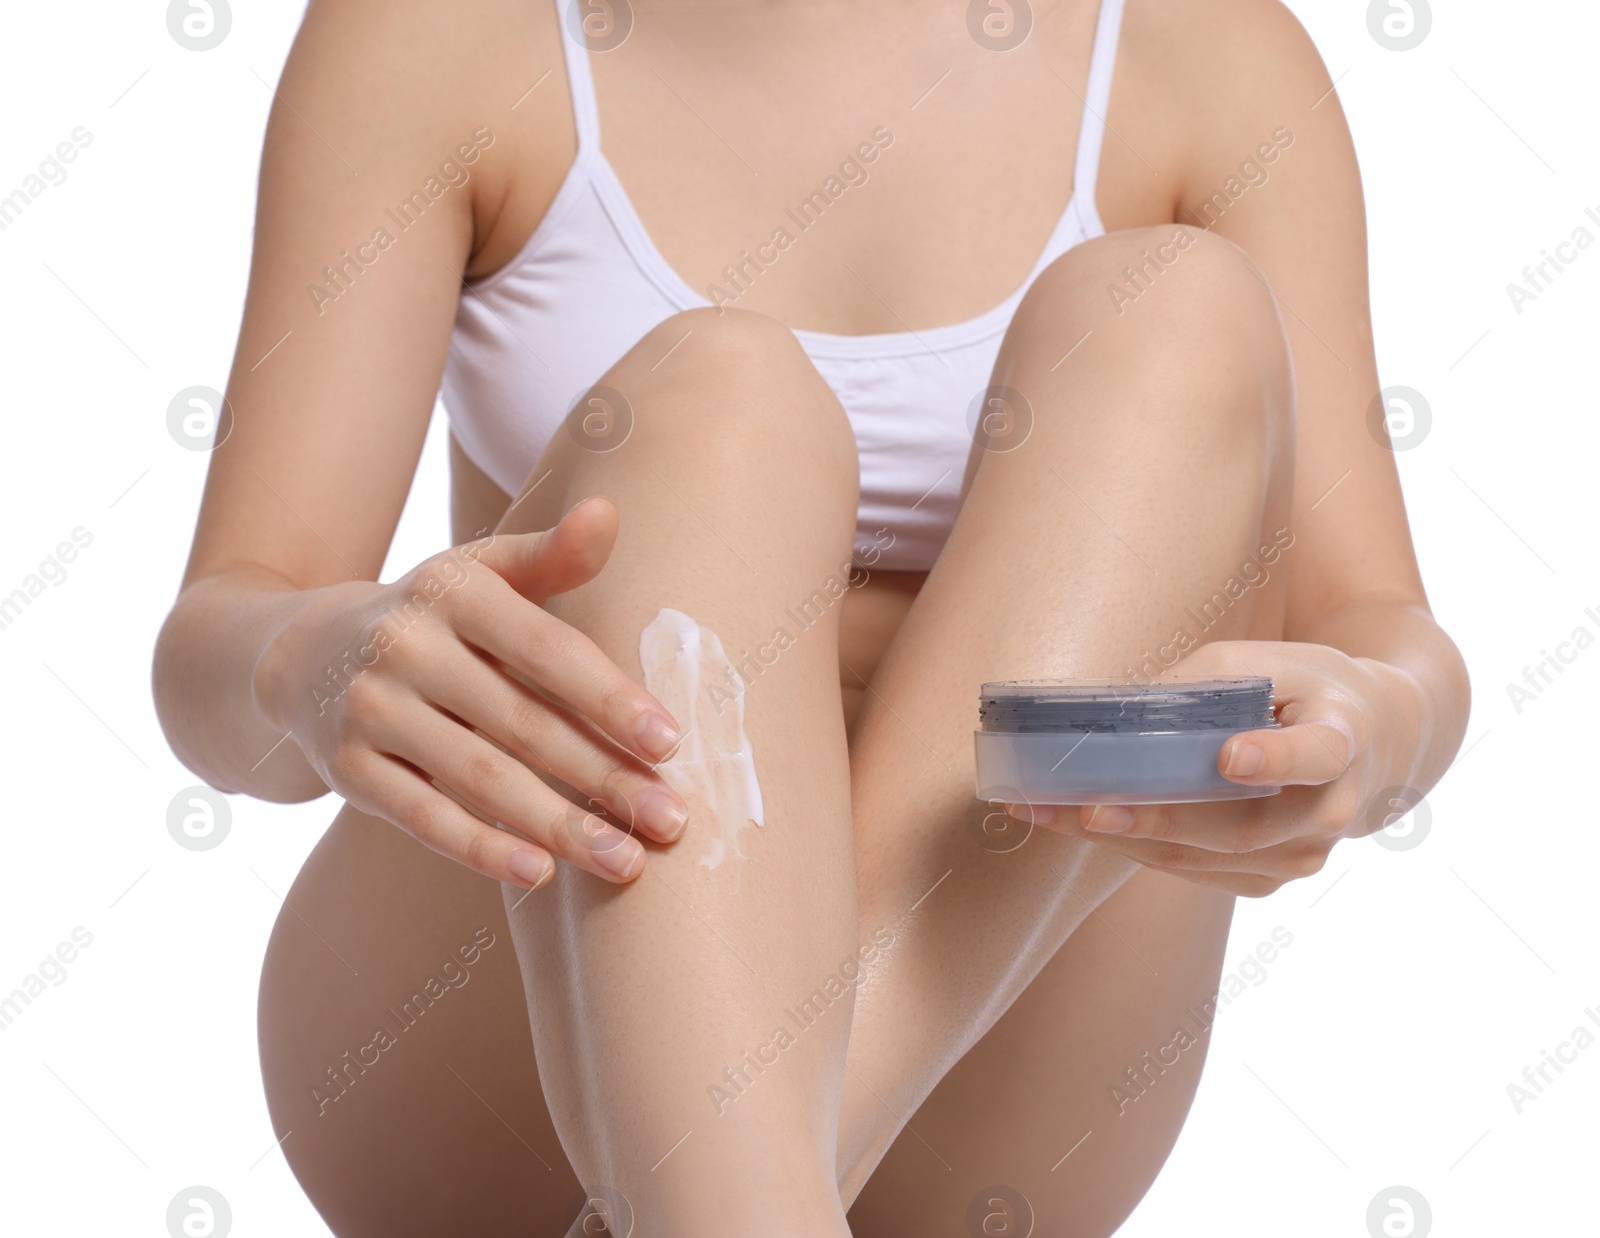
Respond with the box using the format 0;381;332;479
974;727;1282;806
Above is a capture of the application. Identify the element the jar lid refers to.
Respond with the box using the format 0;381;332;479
978;676;1275;734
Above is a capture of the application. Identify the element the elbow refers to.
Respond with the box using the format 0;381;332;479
150;597;325;804
1412;618;1472;781
151;602;226;790
1439;622;1472;741
151;575;333;804
150;603;189;761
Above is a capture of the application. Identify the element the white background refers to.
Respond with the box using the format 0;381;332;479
0;1;1593;1234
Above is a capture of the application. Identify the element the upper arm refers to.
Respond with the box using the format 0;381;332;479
1158;0;1428;633
182;0;504;591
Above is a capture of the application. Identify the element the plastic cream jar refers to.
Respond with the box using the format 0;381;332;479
973;677;1281;806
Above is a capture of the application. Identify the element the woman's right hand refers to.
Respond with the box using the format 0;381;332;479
252;497;687;889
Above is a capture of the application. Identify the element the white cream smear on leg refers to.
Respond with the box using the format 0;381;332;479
639;608;765;868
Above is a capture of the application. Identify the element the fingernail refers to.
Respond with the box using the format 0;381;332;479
1085;805;1135;834
1009;802;1055;825
636;712;681;761
591;828;645;880
637;785;689;841
507;848;551;887
1225;741;1265;777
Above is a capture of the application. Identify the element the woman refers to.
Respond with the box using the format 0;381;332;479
152;0;1469;1233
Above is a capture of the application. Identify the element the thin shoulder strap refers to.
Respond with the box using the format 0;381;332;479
554;0;602;151
1072;0;1126;212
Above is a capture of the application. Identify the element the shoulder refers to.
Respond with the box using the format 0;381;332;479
265;0;576;273
1127;0;1331;106
1105;0;1344;221
285;0;543;113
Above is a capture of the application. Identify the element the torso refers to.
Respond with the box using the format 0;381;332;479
441;0;1184;717
460;0;1174;317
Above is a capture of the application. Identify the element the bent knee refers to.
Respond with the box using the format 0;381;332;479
635;306;804;376
618;307;857;470
1026;226;1281;337
630;307;826;413
554;308;860;533
1011;225;1292;439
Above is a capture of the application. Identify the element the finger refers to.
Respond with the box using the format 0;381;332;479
1013;796;1285;854
418;644;689;844
373;701;647;883
1060;821;1330;884
1219;719;1354;787
1074;791;1318;853
1051;826;1241;875
467;496;619;606
346;749;556;889
1133;863;1285;898
452;568;682;763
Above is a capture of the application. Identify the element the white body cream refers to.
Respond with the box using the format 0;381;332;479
639;608;765;868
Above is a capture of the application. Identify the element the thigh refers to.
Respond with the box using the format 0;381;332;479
258;802;584;1237
848;866;1235;1237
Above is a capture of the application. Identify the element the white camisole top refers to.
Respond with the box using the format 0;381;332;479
443;0;1126;571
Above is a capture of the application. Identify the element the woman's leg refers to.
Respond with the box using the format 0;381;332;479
258;803;586;1237
848;866;1238;1236
494;308;864;1235
834;223;1297;1214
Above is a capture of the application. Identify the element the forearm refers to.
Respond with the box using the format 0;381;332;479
1292;596;1471;797
152;566;375;800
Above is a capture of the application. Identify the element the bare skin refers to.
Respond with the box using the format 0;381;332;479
153;0;1470;1233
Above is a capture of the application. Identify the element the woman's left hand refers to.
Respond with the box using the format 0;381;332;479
1012;641;1427;896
